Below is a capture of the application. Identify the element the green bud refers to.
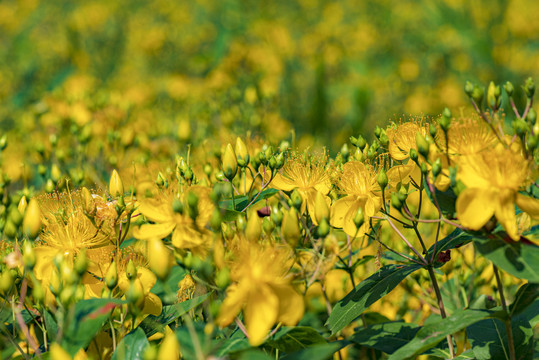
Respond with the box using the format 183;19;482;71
379;133;389;147
268;156;278;170
0;271;14;294
524;77;535;98
415;133;430;158
376;168;388;190
409;148;418;163
504;81;514;97
45;179;55;193
74;251;88;276
374;126;382;138
420;162;429;175
290;189;303;211
429;123;437;137
527;135;538;151
513;119;529;137
105;262;118;290
275;152;285;169
271;206;284;226
222;144;238;181
317;218;330;238
0;135;7;151
22;241;36;270
487;81;501;110
340;143;350;160
235;216;246;232
209;208;222;231
527;108;537;125
353;207;364;229
262;217;275;234
349;136;358;146
464;81;474;96
391;193;402;211
356;135;367;150
471;85;484;107
126;260;137;281
9;207;23;227
432;158;442;178
3;220;17;239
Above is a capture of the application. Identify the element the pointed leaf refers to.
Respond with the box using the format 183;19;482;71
112;328;149;360
327;264;422;333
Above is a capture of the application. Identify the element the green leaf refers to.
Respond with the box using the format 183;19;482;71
424;181;457;217
138;293;210;337
61;298;125;356
150;266;188;303
509;283;539;317
473;235;539;282
220;188;279;212
214;332;251;356
452;349;476;359
280;341;348;360
426;228;473;266
111;328;149;360
467;317;534;360
327;264;422;334
265;326;326;353
387;309;490;360
350;321;419;354
237;349;273;360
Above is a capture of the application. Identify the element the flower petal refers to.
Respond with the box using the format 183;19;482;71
142;293;163;316
495;189;518;240
244;284;278;346
456;188;495;230
516;194;539;219
216;282;249;327
133;223;175;240
271;284;305;326
138;199;172;223
330;196;357;228
271;174;297;192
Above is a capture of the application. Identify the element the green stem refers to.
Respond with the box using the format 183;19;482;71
493;265;516;360
426;266;455;358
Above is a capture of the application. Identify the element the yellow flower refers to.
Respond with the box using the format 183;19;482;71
134;186;214;256
445;116;498;157
271;154;332;223
386;121;429;161
216;243;304;346
33;191;114;304
331;161;412;237
455;147;539;240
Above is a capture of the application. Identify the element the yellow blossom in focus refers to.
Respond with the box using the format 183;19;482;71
456;147;539;240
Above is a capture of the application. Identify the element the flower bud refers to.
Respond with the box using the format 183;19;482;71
51;164;62;183
105;262;118;290
75;250;88;276
235;216;246;232
50;343;72;360
0;135;7;151
464;81;474;96
512;119;529;137
222;144;237;181
527;135;538;151
409;148;418;163
376;168;388;190
109;169;124;196
215;268;230;289
271;206;283;226
275;152;285;169
0;270;14;294
18;196;27;214
148;238;173;281
61;262;78;285
504;81;514;97
23;198;41;239
262;218;275;234
32;281;44;303
432;158;442;178
290;189;303;211
391;193;402;211
158;330;181;360
186;192;199;220
429;123;437;137
314;191;330;224
245;214;262;242
50;267;62;296
353;207;364;229
471;85;484;107
235;137;250;168
3;220;17;239
487;81;501;110
45;179;55;193
127;279;145;308
415;133;429;159
210;208;222;231
374;126;382;138
281;208;301;247
22;241;36;270
524;77;535;98
379;133;389;147
439;109;451;132
126;260;137;281
9;207;23;227
356;135;367;150
340;143;350;160
527;108;537;125
81;187;96;215
317;218;330;238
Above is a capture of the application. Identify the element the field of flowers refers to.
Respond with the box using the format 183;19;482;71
0;0;538;359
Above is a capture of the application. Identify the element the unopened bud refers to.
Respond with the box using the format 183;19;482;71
464;81;474;96
504;81;514;97
235;137;250;168
317;218;330;238
353;207;364;229
148;238;173;281
105;262;118;289
126;260;137;281
524;77;535;98
527;108;537;125
109;169;124;196
471;85;484;107
18;196;27;214
22;241;36;270
157;330;181;360
222;144;238;181
210;208;222;231
290;189;303;211
314;192;330;224
432;158;442;178
415;133;429;158
127;279;144;308
23;198;41;239
245;214;262;242
391;193;402;211
271;206;284;226
376;168;388;190
281;208;301;247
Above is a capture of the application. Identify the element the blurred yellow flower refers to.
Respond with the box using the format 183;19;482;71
216;243;304;346
134;186;214;255
456;147;539;240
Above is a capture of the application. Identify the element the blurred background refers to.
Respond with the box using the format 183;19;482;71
0;0;538;180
